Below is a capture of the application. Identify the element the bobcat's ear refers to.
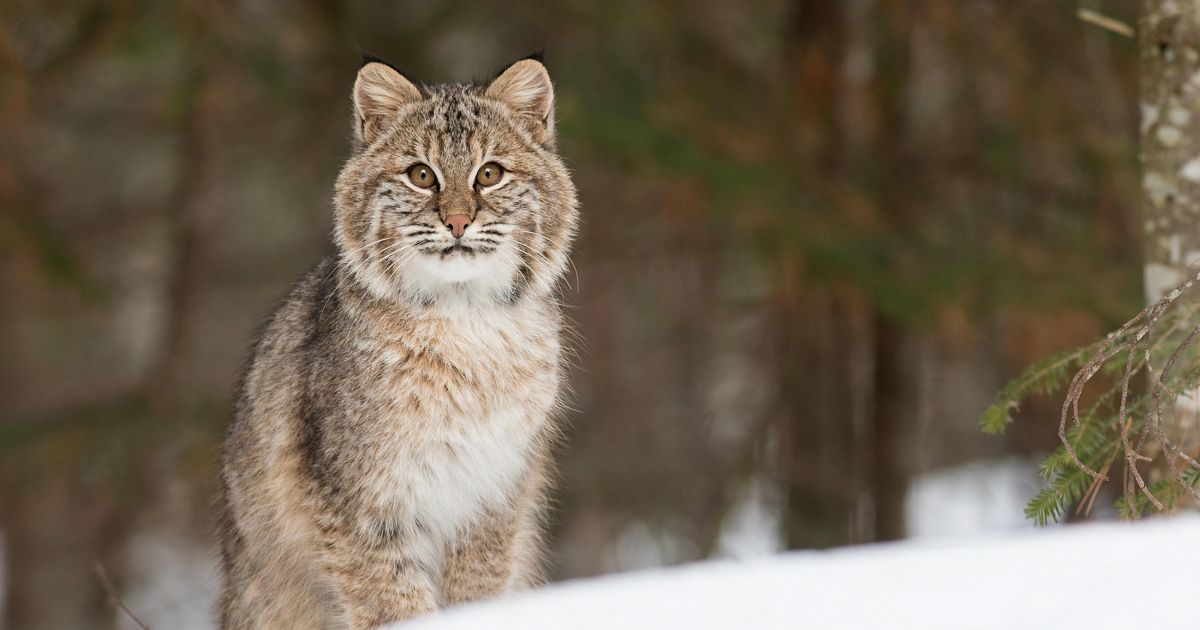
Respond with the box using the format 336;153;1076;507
353;60;422;145
486;55;555;145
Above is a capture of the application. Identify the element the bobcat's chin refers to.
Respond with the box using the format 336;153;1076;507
405;245;517;296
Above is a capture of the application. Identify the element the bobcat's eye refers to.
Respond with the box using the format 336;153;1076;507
407;163;437;189
476;162;504;188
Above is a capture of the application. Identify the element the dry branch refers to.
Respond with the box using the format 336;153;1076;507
1077;8;1136;38
93;561;150;630
1059;270;1200;517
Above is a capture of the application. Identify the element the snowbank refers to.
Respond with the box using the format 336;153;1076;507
395;516;1200;630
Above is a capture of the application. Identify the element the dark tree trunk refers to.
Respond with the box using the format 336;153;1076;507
869;315;911;541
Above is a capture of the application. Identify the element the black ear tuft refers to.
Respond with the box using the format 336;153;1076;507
487;50;549;84
356;48;406;75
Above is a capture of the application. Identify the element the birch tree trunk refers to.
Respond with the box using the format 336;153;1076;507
1142;1;1200;301
1137;2;1200;509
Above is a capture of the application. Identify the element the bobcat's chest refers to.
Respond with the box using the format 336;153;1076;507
355;310;557;547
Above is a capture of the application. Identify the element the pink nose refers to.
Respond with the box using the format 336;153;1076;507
445;214;471;239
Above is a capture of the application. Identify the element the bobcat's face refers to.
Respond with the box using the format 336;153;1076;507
334;58;577;305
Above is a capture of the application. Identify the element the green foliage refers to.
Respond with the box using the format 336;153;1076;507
1117;469;1200;519
1025;421;1118;526
983;304;1200;525
980;346;1094;435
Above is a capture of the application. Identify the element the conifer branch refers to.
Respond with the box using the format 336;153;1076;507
986;270;1200;524
1061;271;1200;519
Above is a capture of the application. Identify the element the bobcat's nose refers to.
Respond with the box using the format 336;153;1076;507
445;214;471;239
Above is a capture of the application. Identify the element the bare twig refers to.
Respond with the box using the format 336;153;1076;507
1077;8;1135;38
1059;270;1200;515
1077;456;1115;517
93;561;150;630
1148;322;1200;504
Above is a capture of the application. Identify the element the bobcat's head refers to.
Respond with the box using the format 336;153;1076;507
333;54;578;306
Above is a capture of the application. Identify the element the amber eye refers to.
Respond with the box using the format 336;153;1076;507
476;162;504;188
407;163;437;189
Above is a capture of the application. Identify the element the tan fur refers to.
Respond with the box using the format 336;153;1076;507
219;56;577;629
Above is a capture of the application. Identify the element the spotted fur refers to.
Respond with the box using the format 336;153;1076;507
219;56;578;629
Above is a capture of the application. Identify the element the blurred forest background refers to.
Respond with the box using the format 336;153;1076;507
0;0;1142;628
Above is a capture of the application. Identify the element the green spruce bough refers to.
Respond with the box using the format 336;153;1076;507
982;272;1200;525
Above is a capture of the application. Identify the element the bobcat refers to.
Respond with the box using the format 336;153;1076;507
218;53;578;629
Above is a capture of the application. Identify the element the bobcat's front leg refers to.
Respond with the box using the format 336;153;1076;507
440;461;548;605
318;513;438;628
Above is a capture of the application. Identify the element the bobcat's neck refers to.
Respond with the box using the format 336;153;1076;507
334;254;550;324
328;260;559;359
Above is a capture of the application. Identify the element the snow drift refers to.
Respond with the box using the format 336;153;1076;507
394;516;1199;630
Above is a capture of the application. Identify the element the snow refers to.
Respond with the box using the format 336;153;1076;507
394;516;1200;630
119;525;219;630
905;457;1045;538
712;477;784;558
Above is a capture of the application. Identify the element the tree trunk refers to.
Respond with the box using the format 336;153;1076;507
869;315;910;541
1141;1;1200;301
